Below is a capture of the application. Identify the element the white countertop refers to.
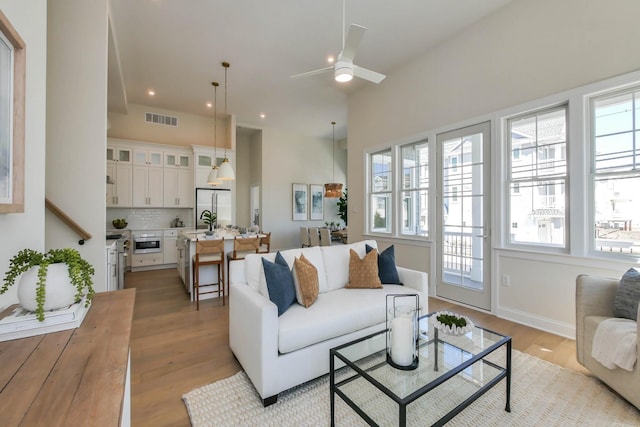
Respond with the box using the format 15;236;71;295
179;229;263;241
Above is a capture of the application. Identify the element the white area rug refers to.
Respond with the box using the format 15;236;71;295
183;351;640;426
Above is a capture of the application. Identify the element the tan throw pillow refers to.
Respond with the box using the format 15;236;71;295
293;254;319;307
347;248;382;289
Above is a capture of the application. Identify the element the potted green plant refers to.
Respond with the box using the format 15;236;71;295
200;210;217;234
1;248;95;321
337;188;348;227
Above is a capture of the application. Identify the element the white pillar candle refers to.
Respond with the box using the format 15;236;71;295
391;316;414;366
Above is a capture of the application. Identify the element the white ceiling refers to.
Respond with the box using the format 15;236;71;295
108;0;513;140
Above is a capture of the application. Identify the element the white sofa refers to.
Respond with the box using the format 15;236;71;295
228;240;428;406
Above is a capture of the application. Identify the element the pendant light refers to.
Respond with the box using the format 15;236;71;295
207;81;221;185
324;121;343;198
217;61;235;180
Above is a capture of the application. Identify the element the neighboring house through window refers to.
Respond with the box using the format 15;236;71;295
591;87;640;255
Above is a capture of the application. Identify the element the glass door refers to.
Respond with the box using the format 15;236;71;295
436;122;491;310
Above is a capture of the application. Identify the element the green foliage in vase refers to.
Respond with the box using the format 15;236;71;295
436;313;467;328
1;248;95;321
200;210;217;231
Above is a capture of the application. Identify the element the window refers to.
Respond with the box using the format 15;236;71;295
369;149;392;233
400;140;428;236
591;88;640;255
366;140;430;238
507;105;568;247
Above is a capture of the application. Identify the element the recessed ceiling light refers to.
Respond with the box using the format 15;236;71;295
206;102;212;108
327;56;335;64
260;113;266;119
147;89;155;96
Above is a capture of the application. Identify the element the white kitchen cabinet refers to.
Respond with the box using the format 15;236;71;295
163;167;193;207
163;229;178;264
106;163;132;207
131;252;163;269
133;148;163;167
132;165;163;207
164;152;191;168
107;146;132;164
106;244;117;292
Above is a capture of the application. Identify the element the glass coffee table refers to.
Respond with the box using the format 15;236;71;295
330;312;511;426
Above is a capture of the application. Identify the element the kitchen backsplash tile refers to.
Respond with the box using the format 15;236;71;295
107;208;193;229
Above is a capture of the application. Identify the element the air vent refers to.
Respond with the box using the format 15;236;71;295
145;112;178;127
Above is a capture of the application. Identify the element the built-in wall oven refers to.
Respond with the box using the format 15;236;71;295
132;231;162;254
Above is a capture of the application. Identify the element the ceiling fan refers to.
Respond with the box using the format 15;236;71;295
291;1;385;84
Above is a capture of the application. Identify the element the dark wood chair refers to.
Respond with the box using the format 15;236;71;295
192;238;225;310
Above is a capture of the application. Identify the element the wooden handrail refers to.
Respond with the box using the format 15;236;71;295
45;198;92;245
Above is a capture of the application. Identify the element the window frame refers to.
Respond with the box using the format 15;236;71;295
587;85;640;259
365;138;430;241
504;104;569;251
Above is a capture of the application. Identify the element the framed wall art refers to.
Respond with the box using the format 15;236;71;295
0;10;25;213
292;183;307;221
309;184;324;221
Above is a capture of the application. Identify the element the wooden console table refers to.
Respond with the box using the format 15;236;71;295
0;289;136;426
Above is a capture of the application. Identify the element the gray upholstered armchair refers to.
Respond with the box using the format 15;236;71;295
576;274;640;409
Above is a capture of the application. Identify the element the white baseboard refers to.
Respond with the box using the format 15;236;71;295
496;305;576;339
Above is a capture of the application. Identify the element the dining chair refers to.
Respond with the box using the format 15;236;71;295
319;228;332;246
192;238;225;310
258;231;271;253
308;227;321;246
300;227;311;248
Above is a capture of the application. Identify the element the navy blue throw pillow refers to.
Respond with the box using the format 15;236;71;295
366;244;402;285
262;252;296;316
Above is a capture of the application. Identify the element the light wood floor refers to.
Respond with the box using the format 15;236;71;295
126;268;589;427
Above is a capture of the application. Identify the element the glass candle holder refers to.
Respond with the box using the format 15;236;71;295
386;294;419;370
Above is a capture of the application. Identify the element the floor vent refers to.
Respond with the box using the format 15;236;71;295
145;112;178;127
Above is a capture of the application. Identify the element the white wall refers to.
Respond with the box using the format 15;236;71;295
260;127;346;250
235;130;251;226
45;0;109;291
348;0;640;337
108;103;230;149
0;1;48;310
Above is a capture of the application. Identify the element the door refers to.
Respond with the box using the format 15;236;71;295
436;122;491;310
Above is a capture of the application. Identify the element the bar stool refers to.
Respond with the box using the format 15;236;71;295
192;238;225;310
258;231;271;253
226;235;260;274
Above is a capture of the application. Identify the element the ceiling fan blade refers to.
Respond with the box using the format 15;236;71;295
290;66;333;79
353;65;386;84
340;24;366;61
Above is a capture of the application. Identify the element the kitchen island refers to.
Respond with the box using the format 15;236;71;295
176;229;263;302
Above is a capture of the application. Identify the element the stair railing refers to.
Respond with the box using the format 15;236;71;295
45;198;92;245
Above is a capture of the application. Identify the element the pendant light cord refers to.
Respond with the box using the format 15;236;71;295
212;82;218;155
332;121;336;182
223;62;229;159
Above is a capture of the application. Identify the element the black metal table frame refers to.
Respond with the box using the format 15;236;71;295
330;319;512;427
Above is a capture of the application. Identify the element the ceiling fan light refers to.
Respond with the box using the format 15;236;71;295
217;157;235;180
334;61;353;82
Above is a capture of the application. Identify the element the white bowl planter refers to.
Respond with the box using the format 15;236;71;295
431;311;474;336
17;263;78;312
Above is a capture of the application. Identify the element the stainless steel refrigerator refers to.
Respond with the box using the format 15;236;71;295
194;188;232;229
